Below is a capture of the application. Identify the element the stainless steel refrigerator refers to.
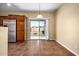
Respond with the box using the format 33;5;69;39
3;20;16;42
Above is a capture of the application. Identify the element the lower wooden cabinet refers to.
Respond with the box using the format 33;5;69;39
17;30;24;42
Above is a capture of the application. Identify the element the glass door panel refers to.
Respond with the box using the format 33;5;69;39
30;20;46;39
39;20;45;36
31;21;39;39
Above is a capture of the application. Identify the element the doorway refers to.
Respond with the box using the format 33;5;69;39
29;18;48;40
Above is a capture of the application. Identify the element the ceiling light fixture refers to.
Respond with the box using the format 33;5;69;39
37;3;43;18
7;3;11;6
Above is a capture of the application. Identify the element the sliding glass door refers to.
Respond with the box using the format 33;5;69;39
30;20;46;39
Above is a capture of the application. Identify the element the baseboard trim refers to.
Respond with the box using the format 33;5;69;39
56;40;79;56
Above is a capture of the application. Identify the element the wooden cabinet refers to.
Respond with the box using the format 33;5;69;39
0;19;3;26
0;16;4;26
8;15;26;42
17;31;24;42
0;16;8;26
17;21;24;31
0;15;26;42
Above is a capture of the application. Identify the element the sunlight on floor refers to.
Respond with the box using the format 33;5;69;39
31;36;47;39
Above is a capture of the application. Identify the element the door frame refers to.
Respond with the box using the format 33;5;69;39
27;18;49;40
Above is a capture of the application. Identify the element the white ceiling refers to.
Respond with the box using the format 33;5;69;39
0;3;62;12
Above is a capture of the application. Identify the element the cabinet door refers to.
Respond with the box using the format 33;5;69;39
17;31;24;42
0;19;3;26
17;21;24;31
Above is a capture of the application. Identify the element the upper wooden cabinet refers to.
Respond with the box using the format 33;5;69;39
0;16;8;26
0;18;3;26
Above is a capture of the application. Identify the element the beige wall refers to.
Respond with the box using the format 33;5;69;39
0;27;8;56
56;4;79;55
0;12;55;40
